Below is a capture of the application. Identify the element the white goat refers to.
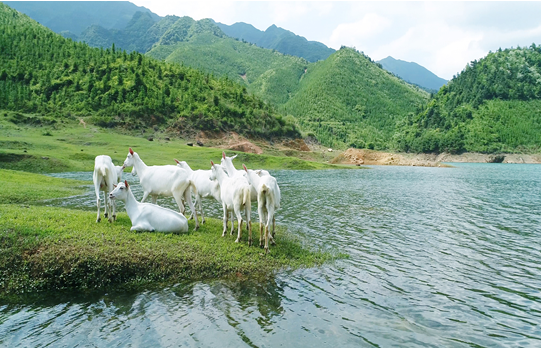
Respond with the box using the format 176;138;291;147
123;148;199;231
210;161;252;245
175;159;221;224
243;164;281;253
93;155;120;223
220;152;257;201
115;164;125;183
109;181;189;233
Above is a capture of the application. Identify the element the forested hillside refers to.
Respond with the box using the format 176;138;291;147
0;3;297;138
396;45;541;153
284;48;430;149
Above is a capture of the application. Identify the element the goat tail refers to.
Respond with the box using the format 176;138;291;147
99;166;107;178
243;186;251;207
189;179;198;197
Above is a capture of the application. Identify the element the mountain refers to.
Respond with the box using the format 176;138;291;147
120;16;429;149
284;48;430;149
0;3;297;139
1;3;432;149
378;56;448;92
143;16;308;107
396;45;541;154
3;1;160;37
216;22;336;63
78;11;159;52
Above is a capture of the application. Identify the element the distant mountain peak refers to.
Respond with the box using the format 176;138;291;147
378;56;447;92
216;21;335;62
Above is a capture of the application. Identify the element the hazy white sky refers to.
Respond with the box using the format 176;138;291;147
130;1;541;80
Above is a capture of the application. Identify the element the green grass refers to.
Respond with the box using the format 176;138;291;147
0;164;345;300
0;112;348;173
0;204;338;297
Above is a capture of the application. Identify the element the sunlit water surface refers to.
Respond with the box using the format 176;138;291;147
1;164;541;347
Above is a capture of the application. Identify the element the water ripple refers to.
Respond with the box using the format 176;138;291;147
2;164;541;347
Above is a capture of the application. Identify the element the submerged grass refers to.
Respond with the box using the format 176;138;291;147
0;169;344;299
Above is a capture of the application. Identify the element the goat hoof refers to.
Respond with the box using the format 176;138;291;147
234;239;240;243
271;240;276;246
104;213;108;218
113;215;116;221
248;239;252;247
265;248;270;254
96;217;101;223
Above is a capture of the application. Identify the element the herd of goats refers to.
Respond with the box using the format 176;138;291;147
93;148;281;253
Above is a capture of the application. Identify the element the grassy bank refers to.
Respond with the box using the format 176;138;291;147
0;111;348;173
0;169;342;299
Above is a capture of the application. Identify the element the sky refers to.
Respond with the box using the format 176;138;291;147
129;1;541;80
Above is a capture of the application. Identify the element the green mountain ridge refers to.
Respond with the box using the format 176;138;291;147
0;3;297;139
215;22;336;63
5;2;538;154
285;48;430;149
142;19;431;149
396;45;541;154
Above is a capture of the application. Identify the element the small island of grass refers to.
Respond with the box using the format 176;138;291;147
0;169;343;300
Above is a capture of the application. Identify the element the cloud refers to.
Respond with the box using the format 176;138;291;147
329;13;391;49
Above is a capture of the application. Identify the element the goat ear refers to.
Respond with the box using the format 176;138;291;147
243;164;247;172
129;148;134;155
113;184;117;188
231;154;238;160
256;170;262;176
222;151;226;159
210;160;214;166
174;159;180;164
124;180;129;188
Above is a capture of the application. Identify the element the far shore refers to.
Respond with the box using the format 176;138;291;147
330;148;541;167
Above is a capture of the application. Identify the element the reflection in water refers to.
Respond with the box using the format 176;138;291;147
2;164;541;347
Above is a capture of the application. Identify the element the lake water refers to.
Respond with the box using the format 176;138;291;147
1;164;541;347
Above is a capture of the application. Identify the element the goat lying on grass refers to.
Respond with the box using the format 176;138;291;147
109;180;189;233
243;164;281;253
124;148;199;231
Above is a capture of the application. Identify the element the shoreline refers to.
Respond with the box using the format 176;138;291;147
331;148;541;167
